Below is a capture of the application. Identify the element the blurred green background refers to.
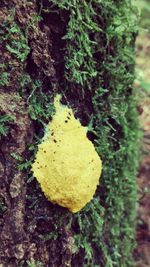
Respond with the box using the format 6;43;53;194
137;0;150;30
136;0;150;95
136;0;150;140
135;1;150;266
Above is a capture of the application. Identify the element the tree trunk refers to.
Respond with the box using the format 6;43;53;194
0;1;139;266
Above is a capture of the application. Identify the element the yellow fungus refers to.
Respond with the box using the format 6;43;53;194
32;94;102;213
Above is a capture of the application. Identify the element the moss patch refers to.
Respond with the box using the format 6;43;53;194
27;0;139;266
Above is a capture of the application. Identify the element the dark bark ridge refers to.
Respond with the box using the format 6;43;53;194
0;92;33;263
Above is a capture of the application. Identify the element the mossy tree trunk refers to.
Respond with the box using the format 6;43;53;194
0;1;139;266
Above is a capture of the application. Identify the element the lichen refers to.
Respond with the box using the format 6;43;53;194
32;95;102;213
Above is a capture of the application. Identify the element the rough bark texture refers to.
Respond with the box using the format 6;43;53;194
0;92;33;265
0;1;74;266
0;1;139;266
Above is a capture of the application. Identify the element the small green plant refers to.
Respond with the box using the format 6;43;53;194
38;232;58;241
5;23;30;62
26;260;44;267
0;114;14;137
19;76;55;125
28;86;55;124
0;72;9;86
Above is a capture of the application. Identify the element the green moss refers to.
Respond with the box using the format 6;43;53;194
19;75;55;125
0;72;9;86
0;114;14;137
26;260;44;267
47;0;139;266
5;22;30;62
2;18;29;62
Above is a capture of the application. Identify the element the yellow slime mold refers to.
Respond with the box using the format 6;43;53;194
32;95;102;213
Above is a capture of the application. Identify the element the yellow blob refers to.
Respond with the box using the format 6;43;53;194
32;94;102;213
